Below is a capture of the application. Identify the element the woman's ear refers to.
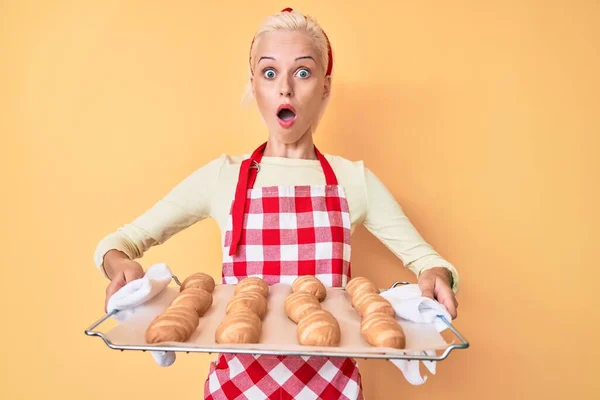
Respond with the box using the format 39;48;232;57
322;75;331;99
250;76;255;96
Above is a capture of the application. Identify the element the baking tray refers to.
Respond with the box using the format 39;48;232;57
85;279;469;361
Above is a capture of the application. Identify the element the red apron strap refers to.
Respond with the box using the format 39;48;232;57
229;142;338;255
229;142;266;255
247;142;267;189
229;157;251;255
314;146;338;185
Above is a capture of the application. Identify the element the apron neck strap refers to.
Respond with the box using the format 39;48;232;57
229;142;338;255
247;142;337;188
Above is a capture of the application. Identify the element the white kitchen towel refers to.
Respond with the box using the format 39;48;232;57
151;350;177;367
379;284;453;385
380;284;452;332
391;350;437;385
105;262;176;367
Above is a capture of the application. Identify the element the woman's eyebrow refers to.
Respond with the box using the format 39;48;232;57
257;56;316;64
258;56;276;64
295;56;316;63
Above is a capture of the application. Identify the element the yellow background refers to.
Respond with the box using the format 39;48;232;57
1;0;598;398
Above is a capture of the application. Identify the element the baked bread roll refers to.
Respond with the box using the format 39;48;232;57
145;305;200;343
360;312;405;349
171;288;213;317
297;310;341;347
346;276;379;298
226;291;268;319
234;276;269;298
352;291;395;318
215;310;262;344
284;291;322;323
292;275;327;302
180;272;215;293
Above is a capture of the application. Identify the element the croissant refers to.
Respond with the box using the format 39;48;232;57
234;276;269;298
226;291;268;319
180;272;216;293
145;305;199;343
352;291;395;318
346;276;379;298
292;275;327;302
171;288;213;317
360;312;405;349
297;310;341;347
215;310;262;344
284;291;322;323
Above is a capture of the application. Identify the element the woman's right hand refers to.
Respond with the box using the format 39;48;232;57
103;250;145;312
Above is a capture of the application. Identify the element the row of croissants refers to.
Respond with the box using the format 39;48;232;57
145;274;405;349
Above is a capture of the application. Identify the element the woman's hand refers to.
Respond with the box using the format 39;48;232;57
418;267;458;319
103;250;145;312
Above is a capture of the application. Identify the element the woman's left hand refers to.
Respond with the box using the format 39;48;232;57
418;267;458;319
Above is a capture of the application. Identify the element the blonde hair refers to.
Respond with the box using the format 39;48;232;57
241;8;334;133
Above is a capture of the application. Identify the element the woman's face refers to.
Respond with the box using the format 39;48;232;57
251;31;331;144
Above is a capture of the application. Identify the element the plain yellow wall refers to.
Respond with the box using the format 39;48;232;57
1;0;598;399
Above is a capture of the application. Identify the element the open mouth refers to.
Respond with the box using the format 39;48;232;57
276;104;297;128
277;108;296;121
277;107;296;121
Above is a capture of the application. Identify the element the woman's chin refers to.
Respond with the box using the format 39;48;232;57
270;126;311;143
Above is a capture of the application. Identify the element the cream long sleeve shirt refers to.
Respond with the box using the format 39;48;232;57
93;153;459;292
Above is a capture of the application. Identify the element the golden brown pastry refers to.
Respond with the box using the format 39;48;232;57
346;276;379;298
171;287;213;317
180;272;216;293
291;275;327;302
360;312;405;349
145;305;200;343
297;310;341;347
234;276;269;298
284;291;322;323
352;291;395;318
226;291;268;319
215;310;262;344
350;288;374;310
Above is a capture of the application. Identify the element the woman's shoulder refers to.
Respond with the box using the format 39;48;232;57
187;153;244;173
322;154;369;190
324;153;365;170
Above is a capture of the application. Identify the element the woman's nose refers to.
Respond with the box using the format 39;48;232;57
279;80;293;97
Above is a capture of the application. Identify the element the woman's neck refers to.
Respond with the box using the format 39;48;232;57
263;132;317;160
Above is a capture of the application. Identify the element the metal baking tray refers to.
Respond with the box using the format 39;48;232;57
84;279;469;361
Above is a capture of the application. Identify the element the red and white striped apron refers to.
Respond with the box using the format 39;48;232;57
204;142;363;400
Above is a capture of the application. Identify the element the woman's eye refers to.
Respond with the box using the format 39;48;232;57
263;69;276;79
296;68;311;79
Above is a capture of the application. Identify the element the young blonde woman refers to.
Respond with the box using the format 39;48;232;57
96;7;460;399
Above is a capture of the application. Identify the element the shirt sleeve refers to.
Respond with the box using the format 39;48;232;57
361;167;460;293
93;154;226;278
